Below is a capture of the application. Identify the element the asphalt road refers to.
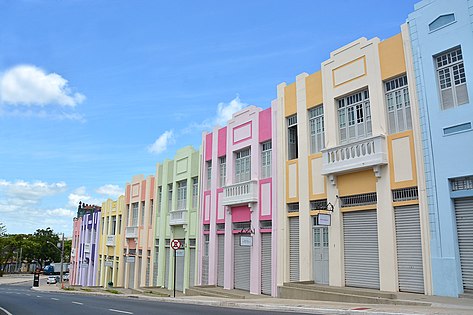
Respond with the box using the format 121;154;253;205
0;282;307;315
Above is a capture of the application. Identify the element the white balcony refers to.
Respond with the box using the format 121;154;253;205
169;209;188;226
321;135;388;177
84;243;90;253
106;235;115;246
125;226;138;239
222;180;258;206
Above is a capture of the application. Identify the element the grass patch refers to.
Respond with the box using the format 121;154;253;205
62;287;76;291
105;289;121;294
80;288;94;292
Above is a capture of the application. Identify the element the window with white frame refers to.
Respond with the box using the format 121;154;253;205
132;202;138;226
385;75;412;134
140;202;145;225
111;216;116;235
219;156;226;188
337;89;372;143
309;106;325;153
261;141;272;178
436;47;469;109
149;200;153;226
206;161;212;189
157;186;162;210
235;148;251;183
176;180;187;210
287;115;298;160
192;177;198;209
167;184;173;212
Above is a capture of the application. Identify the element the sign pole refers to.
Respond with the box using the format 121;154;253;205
173;248;176;298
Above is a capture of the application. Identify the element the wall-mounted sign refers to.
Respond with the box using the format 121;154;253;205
176;249;185;257
317;213;331;226
126;256;135;263
105;261;113;267
240;235;253;246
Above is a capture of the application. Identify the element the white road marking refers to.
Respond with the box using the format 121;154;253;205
108;309;133;314
72;301;83;305
26;294;31;296
0;306;13;315
51;298;59;301
36;295;41;298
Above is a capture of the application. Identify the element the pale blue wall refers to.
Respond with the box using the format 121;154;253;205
408;0;473;297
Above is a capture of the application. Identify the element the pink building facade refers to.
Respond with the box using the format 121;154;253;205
198;105;278;296
70;216;82;285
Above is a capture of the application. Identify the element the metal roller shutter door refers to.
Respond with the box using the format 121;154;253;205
128;261;135;288
164;248;170;289
153;248;159;287
343;210;380;289
202;255;209;285
217;234;225;287
289;217;300;282
234;234;251;291
175;251;185;291
146;258;150;287
455;197;473;292
261;233;272;295
137;257;142;288
395;205;424;293
189;248;196;287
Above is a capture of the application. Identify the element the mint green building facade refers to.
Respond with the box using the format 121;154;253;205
153;146;200;292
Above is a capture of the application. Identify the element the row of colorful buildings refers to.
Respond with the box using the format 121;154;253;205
69;0;473;298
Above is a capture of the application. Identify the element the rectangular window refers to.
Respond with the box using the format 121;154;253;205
261;141;272;178
111;216;116;235
149;200;153;226
140;202;145;226
337;89;371;143
132;203;139;226
118;215;122;233
206;161;212;189
157;186;162;211
177;180;187;210
235;148;251;183
436;47;469;109
204;234;209;257
385;75;412;134
219;156;226;188
167;184;173;212
102;217;106;234
309;106;325;153
192;177;198;209
287;115;298;160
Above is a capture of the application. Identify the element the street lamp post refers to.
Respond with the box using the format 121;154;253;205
47;234;65;289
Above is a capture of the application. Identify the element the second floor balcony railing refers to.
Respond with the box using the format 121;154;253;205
321;135;388;176
222;180;258;206
125;226;138;239
169;209;188;225
106;235;115;246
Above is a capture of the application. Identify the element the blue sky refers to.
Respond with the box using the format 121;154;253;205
0;0;418;235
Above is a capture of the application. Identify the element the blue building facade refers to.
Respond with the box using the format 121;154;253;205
408;0;473;297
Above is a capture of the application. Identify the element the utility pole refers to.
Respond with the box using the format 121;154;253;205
59;233;64;289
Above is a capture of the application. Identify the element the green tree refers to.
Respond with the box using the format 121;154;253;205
31;228;60;268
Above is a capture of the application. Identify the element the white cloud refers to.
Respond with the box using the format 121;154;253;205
96;184;122;197
46;208;75;217
67;186;102;208
0;179;67;201
0;65;85;107
148;130;175;154
215;95;246;126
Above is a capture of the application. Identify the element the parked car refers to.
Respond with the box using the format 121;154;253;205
46;276;57;284
62;273;69;281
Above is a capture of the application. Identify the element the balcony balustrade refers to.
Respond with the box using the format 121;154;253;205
106;235;115;246
321;135;388;177
222;180;258;206
125;226;138;239
169;209;188;226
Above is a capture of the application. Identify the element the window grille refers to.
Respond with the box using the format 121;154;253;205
233;221;251;230
132;203;139;226
392;187;419;202
167;184;173;212
309;106;325;153
287;115;298;160
310;199;328;210
189;239;196;247
287;203;299;213
337;89;372;143
155;239;159;246
129;249;136;255
451;176;473;191
206;161;212;189
203;224;210;231
204;234;209;257
436;47;469;109
260;220;272;229
235;148;251;183
385;75;412;134
165;239;170;246
261;141;272;178
192;177;198;209
157;186;162;210
176;180;187;210
340;192;377;207
216;223;225;231
140;202;145;226
219;156;226;187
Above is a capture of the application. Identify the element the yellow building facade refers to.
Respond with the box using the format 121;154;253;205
98;196;125;288
276;27;432;294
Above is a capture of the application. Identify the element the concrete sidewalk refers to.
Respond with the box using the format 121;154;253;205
1;274;472;315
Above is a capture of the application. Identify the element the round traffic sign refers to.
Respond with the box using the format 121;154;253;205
170;239;181;250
